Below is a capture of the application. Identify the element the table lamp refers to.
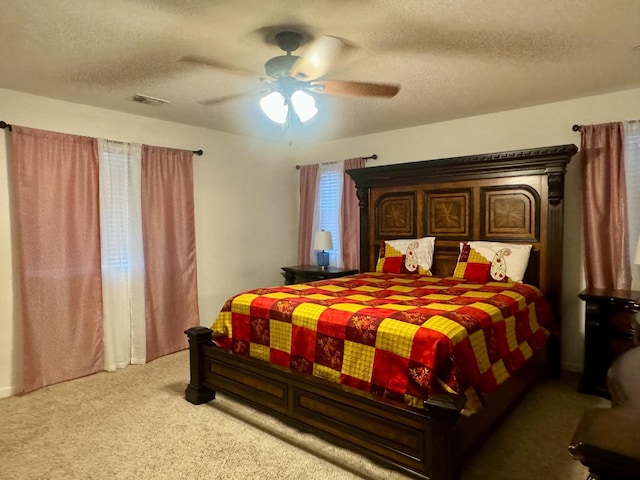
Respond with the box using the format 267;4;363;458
314;230;333;270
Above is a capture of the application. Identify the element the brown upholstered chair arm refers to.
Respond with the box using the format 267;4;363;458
569;347;640;479
607;347;640;408
570;408;640;458
569;441;640;479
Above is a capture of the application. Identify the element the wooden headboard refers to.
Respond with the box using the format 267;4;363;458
347;144;577;359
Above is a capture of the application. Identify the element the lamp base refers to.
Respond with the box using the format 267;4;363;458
317;251;329;270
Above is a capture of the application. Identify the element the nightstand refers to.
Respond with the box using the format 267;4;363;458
281;265;358;285
578;287;640;398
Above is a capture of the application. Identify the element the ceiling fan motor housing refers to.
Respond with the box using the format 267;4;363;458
264;31;304;79
264;55;300;79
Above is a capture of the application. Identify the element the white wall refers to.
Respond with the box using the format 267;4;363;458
2;86;638;397
298;87;640;372
0;88;299;397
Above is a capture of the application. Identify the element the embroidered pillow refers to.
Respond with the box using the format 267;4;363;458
453;241;532;283
375;237;435;275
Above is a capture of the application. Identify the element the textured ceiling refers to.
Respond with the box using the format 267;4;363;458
1;0;639;143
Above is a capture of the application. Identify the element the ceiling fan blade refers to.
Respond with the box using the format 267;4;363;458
197;91;255;106
289;35;345;81
179;55;258;77
312;80;400;98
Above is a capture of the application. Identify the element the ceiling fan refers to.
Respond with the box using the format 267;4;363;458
181;31;400;126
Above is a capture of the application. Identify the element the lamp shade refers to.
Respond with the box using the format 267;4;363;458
290;90;318;123
314;230;333;251
259;91;288;124
635;234;640;265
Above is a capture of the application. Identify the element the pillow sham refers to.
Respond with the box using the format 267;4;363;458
375;237;435;275
453;241;532;283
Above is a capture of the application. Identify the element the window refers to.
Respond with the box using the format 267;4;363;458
100;149;134;271
313;161;344;267
624;121;640;288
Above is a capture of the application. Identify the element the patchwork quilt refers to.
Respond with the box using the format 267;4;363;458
211;273;553;414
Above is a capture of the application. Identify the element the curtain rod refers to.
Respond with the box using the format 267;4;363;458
295;153;377;170
573;120;638;132
0;121;204;156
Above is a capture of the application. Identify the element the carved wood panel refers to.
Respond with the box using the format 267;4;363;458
425;190;471;238
375;192;417;239
481;186;539;241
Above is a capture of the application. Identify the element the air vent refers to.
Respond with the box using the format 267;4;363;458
130;94;170;106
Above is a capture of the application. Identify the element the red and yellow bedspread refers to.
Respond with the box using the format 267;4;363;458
211;273;553;414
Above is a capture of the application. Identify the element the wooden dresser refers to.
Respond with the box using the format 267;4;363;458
578;287;640;398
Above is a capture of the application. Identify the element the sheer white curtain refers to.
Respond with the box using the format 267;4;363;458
98;139;146;371
312;161;344;267
623;121;640;290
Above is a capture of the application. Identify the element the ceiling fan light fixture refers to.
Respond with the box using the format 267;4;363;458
290;90;317;123
259;91;288;124
260;89;318;125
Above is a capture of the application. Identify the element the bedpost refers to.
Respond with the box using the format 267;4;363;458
424;393;467;480
544;146;575;375
356;185;371;272
546;172;566;376
185;326;216;405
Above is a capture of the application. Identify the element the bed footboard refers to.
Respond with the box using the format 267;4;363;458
185;326;216;405
185;326;469;480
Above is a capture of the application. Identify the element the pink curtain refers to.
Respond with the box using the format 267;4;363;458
141;145;199;361
341;158;365;270
297;164;319;265
581;122;631;290
11;126;103;393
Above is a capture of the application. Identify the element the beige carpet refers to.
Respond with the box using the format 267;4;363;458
0;350;608;480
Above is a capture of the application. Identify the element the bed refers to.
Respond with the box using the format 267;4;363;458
185;144;578;480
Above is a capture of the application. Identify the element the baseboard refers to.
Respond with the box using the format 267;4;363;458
562;361;583;373
0;384;20;399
